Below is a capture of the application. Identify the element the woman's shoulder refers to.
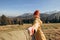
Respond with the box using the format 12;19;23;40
37;18;42;25
32;18;42;25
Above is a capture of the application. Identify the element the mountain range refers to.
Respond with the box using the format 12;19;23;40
17;11;60;20
0;11;60;23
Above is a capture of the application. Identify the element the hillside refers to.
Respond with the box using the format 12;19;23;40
0;11;60;25
16;11;60;23
17;13;33;19
17;11;60;19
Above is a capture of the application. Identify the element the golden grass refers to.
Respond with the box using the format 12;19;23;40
0;23;60;40
42;23;60;40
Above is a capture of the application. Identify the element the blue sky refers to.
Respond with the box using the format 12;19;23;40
0;0;60;16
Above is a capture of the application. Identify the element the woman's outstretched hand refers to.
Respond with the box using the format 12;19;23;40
28;27;34;36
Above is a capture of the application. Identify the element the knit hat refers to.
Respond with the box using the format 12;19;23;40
33;10;40;15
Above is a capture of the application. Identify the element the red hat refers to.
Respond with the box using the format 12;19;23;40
33;10;40;15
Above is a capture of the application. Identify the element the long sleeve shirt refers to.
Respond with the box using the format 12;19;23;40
32;18;42;32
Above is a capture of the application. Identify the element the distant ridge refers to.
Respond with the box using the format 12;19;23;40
16;11;60;23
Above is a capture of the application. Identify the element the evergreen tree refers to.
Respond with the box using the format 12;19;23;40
0;15;8;25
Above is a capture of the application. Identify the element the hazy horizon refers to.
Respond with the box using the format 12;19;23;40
0;0;60;16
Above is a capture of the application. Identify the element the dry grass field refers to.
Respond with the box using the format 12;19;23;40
42;23;60;40
0;23;60;40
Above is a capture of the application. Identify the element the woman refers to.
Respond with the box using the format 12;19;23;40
28;10;46;40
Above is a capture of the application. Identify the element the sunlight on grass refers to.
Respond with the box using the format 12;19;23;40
0;23;60;40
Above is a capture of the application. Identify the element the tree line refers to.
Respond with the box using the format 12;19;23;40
0;15;23;25
40;16;60;23
0;14;60;26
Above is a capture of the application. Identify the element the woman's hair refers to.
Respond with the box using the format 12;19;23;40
33;10;40;15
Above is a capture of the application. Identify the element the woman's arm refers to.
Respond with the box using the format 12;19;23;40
32;19;39;32
28;19;38;36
